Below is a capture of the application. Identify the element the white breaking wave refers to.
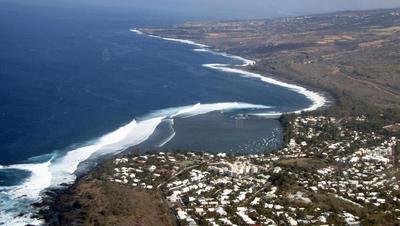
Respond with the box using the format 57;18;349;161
170;102;268;118
131;32;256;67
129;29;143;35
130;29;256;67
158;37;208;48
248;112;284;118
157;119;176;148
193;48;208;52
193;48;255;67
0;102;270;225
170;103;201;118
130;29;208;48
4;160;52;200
49;116;164;186
203;63;326;114
0;160;52;226
131;28;327;115
1;28;329;225
157;131;176;147
0;117;163;226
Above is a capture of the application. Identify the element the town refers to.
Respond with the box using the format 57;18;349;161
109;113;400;225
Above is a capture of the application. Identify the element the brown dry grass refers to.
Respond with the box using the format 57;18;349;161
144;8;400;110
52;174;176;226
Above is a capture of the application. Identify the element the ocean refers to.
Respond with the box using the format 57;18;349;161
0;2;325;225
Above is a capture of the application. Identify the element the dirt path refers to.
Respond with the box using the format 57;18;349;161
338;67;400;98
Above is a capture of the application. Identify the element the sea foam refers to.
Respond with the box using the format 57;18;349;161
194;48;255;67
157;119;177;148
0;102;270;225
130;29;208;48
171;102;268;118
0;28;328;225
129;29;143;35
130;29;327;115
203;64;326;114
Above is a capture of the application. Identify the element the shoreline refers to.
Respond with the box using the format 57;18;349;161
13;7;400;224
36;28;332;224
130;28;330;116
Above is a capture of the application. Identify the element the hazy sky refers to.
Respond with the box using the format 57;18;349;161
134;0;400;14
82;0;400;19
4;0;400;21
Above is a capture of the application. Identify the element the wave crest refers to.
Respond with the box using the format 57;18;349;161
0;102;272;225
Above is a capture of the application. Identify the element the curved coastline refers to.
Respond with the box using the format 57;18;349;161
130;29;328;116
0;28;327;225
0;102;271;225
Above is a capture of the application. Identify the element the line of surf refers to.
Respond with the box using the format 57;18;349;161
130;29;208;48
130;28;327;115
0;102;270;225
203;64;326;113
157;129;176;148
131;29;255;67
193;48;256;67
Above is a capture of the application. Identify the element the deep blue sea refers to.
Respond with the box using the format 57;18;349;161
0;2;315;224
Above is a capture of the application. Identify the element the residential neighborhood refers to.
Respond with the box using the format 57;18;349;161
109;114;400;225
